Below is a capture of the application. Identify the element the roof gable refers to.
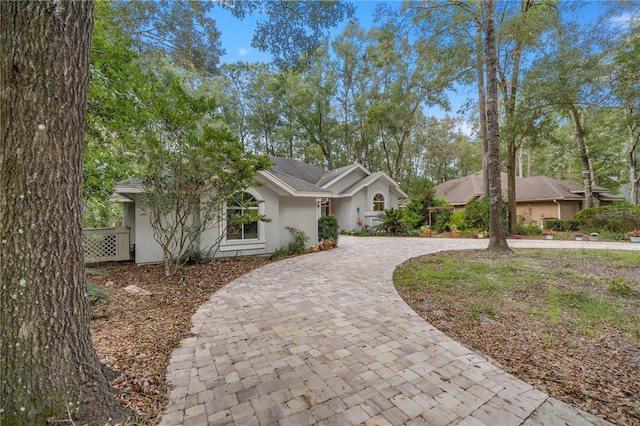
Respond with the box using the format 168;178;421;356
267;157;406;198
339;171;408;198
318;164;368;188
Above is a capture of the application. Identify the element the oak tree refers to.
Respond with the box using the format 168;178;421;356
1;1;130;424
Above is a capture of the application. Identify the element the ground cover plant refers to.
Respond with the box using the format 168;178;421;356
394;249;640;426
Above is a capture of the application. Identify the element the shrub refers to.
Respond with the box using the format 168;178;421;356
86;268;110;306
463;197;489;232
573;206;640;233
463;196;508;234
375;207;408;235
518;223;542;235
179;248;205;265
270;247;288;260
544;219;582;232
318;215;339;243
87;283;111;306
451;211;465;231
285;226;309;254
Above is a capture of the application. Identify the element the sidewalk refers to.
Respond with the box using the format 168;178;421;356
160;236;635;425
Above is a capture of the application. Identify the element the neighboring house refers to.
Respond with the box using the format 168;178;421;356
434;171;623;225
115;156;407;264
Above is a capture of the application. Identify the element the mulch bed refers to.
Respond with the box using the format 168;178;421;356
90;258;273;424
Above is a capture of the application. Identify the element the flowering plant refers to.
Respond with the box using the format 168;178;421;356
541;229;556;235
574;233;583;237
320;237;336;250
625;229;640;237
357;218;364;227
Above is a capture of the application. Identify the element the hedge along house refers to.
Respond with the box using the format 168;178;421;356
434;171;623;225
115;156;407;264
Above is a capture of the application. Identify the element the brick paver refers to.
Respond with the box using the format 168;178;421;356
161;237;636;425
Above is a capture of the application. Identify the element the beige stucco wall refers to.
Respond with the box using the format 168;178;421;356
516;200;582;225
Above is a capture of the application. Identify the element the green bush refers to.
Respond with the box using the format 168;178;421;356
285;226;309;254
86;268;110;306
452;211;465;231
179;248;205;265
463;197;489;232
270;247;288;260
573;206;640;233
518;223;542;235
318;215;339;243
434;212;452;232
375;207;408;235
544;219;582;232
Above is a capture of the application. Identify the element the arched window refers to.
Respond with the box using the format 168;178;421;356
373;193;385;212
226;192;259;240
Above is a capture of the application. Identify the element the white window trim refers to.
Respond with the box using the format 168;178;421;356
220;188;266;251
371;191;386;213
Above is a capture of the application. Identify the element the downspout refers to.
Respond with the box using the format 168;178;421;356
315;198;322;245
553;199;561;219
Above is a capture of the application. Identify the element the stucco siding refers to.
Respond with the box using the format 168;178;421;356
278;197;318;247
516;200;581;225
560;201;581;219
132;196;170;264
331;198;353;231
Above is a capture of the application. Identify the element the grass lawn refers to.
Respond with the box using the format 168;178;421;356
394;249;640;426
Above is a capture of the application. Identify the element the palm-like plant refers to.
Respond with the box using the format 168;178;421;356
375;207;408;236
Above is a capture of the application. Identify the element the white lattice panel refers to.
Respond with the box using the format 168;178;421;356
83;227;130;263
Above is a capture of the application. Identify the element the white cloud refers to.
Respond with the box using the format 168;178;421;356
238;48;248;57
609;12;634;28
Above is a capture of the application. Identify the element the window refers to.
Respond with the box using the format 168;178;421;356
321;199;331;216
373;193;385;212
226;192;259;241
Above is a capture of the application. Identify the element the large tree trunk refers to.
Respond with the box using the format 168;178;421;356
628;121;639;205
0;2;130;424
476;17;489;197
484;0;510;252
567;104;594;208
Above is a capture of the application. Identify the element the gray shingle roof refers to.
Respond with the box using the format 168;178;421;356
269;156;326;185
267;169;330;194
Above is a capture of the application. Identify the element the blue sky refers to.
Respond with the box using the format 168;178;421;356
213;1;614;64
211;1;627;122
214;1;388;64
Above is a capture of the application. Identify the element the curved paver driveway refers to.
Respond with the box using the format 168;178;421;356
161;237;638;425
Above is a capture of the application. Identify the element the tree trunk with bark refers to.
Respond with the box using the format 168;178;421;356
476;17;489;197
628;120;639;205
0;2;130;424
483;0;510;252
567;104;594;208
